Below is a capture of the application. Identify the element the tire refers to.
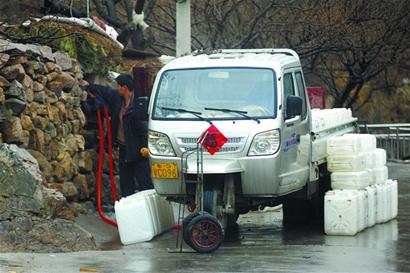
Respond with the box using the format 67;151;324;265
185;213;224;253
182;211;208;248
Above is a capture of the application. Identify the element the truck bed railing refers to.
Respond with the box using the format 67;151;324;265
359;123;410;161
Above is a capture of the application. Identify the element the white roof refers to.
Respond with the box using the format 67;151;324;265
162;49;301;72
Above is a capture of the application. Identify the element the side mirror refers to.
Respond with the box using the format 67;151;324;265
136;96;149;120
286;96;303;119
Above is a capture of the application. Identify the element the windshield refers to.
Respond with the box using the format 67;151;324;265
153;68;277;120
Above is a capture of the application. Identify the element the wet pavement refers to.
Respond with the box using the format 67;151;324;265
1;163;409;273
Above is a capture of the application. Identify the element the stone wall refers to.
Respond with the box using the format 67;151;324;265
0;39;96;205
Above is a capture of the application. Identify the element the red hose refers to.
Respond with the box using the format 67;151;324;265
104;105;118;203
97;108;118;228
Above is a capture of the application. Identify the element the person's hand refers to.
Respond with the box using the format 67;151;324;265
140;147;149;158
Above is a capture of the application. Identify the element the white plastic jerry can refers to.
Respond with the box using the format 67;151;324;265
324;190;360;236
373;148;387;167
344;134;377;153
331;171;371;190
366;186;377;227
388;179;398;219
384;180;398;221
357;190;368;231
372;166;388;185
327;153;367;172
375;183;388;224
327;135;363;155
115;193;156;245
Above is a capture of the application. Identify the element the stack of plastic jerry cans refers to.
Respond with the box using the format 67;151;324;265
115;189;175;245
325;134;398;236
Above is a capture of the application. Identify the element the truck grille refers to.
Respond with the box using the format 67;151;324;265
176;136;247;154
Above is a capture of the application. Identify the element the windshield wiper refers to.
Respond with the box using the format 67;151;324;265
161;107;212;124
204;107;260;124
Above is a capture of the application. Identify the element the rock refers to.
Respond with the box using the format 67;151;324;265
69;201;95;215
74;150;94;173
28;149;53;178
47;80;63;95
20;115;34;131
46;71;59;82
26;218;95;252
11;55;28;65
32;81;44;92
45;182;62;193
45;91;58;104
5;80;25;101
0;87;4;104
61;182;78;201
71;119;82;134
25;88;34;103
3;98;26;116
53;52;72;71
65;134;85;155
43;132;52;146
33;116;49;130
44;122;57;138
73;107;86;127
57;72;76;91
86;173;96;193
0;75;9;87
45;140;64;161
20;74;33;88
0;40;53;61
0;143;43;215
41;188;76;220
35;74;48;86
33;91;46;103
0;64;25;81
0;53;10;68
45;62;62;73
20;130;30;148
73;175;90;200
58;123;71;137
13;216;32;232
0;117;24;143
54;152;77;181
30;129;45;153
25;61;45;77
47;105;62;124
55;101;67;121
28;102;48;117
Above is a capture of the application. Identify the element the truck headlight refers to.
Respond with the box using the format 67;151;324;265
148;130;176;156
248;129;280;156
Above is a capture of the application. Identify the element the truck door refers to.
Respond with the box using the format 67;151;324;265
279;70;310;194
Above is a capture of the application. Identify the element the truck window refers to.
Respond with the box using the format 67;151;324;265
283;73;295;117
295;72;307;119
153;68;277;120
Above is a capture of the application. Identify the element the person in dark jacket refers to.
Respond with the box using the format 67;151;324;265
87;74;153;197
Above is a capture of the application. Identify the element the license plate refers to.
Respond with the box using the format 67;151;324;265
151;163;179;179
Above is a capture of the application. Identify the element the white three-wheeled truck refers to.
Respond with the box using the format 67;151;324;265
146;49;357;253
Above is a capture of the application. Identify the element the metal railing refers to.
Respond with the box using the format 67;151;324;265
359;123;410;161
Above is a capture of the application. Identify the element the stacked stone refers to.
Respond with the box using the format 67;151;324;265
0;39;95;203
